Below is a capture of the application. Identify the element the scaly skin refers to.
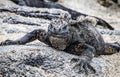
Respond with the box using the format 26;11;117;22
0;16;120;74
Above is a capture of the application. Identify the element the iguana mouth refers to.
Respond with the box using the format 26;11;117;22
49;33;69;38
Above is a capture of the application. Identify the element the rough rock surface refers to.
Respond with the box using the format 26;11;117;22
0;0;120;77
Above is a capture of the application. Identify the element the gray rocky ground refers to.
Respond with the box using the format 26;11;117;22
0;0;120;77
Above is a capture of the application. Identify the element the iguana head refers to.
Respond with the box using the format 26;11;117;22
48;19;72;50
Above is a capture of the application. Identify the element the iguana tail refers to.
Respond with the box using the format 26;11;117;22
95;17;114;30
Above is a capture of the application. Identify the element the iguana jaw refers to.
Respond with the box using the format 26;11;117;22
49;35;71;50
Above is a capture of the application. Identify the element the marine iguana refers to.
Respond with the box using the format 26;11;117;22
0;16;120;74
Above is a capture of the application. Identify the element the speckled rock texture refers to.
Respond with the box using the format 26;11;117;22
0;0;120;77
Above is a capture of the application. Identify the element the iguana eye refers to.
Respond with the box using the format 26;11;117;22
48;24;53;32
49;24;57;33
49;24;53;28
62;26;67;30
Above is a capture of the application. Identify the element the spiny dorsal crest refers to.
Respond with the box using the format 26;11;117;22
77;16;98;26
51;18;68;28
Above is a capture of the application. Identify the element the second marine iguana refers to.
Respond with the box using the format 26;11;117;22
9;0;114;30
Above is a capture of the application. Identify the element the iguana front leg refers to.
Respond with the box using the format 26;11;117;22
0;29;49;46
66;42;96;74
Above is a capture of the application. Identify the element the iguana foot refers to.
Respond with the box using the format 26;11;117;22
73;58;96;74
0;40;14;46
